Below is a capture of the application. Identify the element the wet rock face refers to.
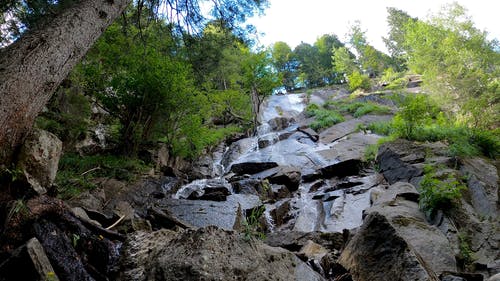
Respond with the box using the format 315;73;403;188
119;226;325;281
16;129;62;195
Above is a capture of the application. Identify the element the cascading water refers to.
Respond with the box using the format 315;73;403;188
171;90;381;235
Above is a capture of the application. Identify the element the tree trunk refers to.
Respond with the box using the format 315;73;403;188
0;0;130;165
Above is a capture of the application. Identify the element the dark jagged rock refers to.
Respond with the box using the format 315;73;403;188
187;186;231;201
267;166;301;192
33;219;98;281
320;159;362;179
230;161;279;175
377;141;423;184
270;200;292;227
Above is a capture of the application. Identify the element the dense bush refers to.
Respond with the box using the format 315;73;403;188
347;71;371;92
419;166;466;216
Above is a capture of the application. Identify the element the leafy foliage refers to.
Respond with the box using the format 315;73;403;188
35;86;92;148
419;166;466;216
243;205;266;241
347;71;371;92
402;3;500;128
56;153;150;199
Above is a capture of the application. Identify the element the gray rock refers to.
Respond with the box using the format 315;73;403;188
161;194;261;230
339;212;437;281
16;129;62;195
489;273;500;281
318;132;381;163
460;157;499;219
297;126;319;142
319;115;392;143
363;182;457;276
221;138;256;169
268;116;294;131
119;226;325;281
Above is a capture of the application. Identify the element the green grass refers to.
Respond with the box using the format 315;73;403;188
56;153;151;199
305;104;345;131
325;100;391;118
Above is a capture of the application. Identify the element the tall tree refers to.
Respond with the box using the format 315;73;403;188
383;7;416;70
346;21;392;77
314;34;344;84
270;41;297;91
403;3;500;128
0;0;267;165
293;42;322;88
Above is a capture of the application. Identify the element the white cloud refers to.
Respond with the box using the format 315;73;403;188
247;0;500;52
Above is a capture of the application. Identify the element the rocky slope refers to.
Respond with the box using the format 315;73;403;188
0;87;498;281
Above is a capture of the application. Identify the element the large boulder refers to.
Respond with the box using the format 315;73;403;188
339;212;437;281
119;226;325;281
460;157;499;219
340;182;458;280
319;115;392;143
16;129;62;195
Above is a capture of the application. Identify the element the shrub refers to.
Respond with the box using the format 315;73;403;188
393;94;439;139
366;121;395;136
347;71;371;92
419;169;466;217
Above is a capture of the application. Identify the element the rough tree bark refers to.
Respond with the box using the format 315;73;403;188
0;0;130;165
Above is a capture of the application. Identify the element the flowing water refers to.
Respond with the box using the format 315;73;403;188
172;91;382;233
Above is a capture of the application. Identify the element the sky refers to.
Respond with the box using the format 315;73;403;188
247;0;500;53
